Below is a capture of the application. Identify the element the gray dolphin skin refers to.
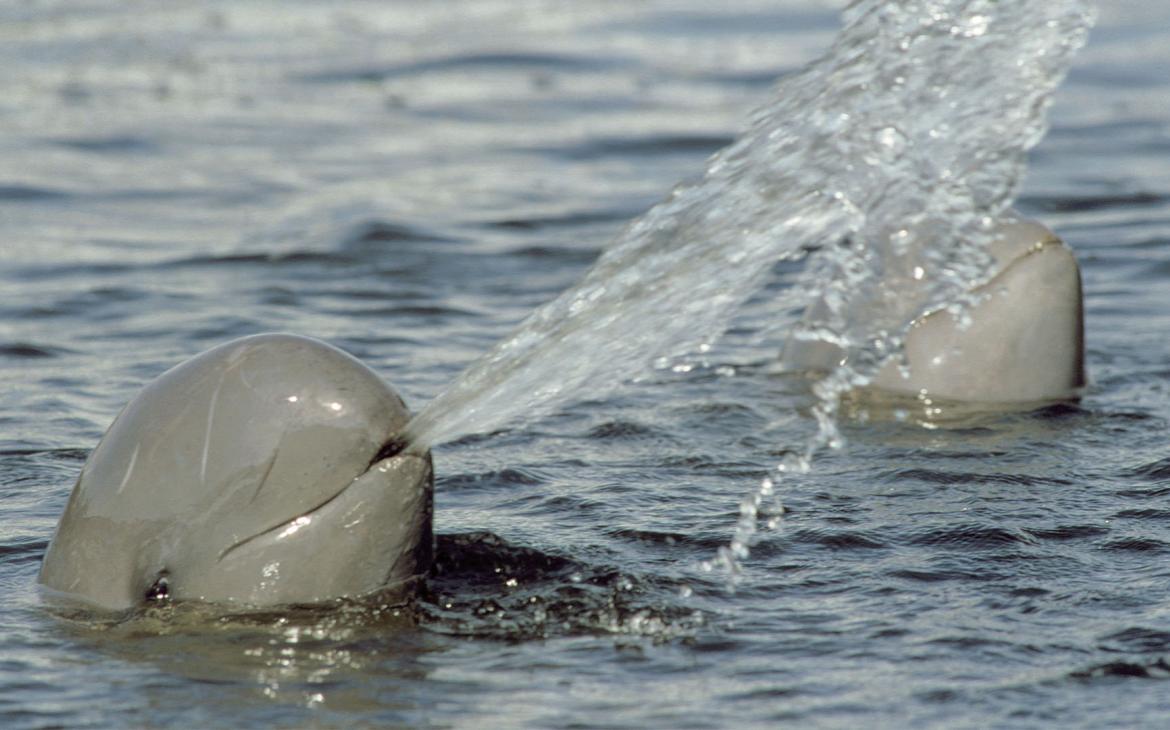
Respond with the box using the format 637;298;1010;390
783;214;1085;402
39;334;433;611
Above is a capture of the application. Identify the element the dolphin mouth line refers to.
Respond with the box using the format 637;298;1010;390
216;444;424;564
980;234;1065;288
368;434;410;467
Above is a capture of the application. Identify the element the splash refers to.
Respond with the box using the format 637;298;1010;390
406;1;1094;479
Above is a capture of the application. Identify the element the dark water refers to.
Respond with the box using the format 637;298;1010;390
3;1;1170;727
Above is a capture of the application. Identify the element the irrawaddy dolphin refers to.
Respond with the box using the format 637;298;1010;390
38;334;432;611
40;217;1082;611
782;214;1085;402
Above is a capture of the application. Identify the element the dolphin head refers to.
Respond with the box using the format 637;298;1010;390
782;213;1085;403
39;334;433;612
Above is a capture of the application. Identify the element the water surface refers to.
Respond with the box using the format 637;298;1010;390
3;1;1170;727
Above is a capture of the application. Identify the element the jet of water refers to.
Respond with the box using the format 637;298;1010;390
405;0;1095;459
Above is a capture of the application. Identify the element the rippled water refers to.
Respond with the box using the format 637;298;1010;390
4;1;1170;727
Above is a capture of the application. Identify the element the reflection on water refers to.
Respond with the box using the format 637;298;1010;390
40;530;700;721
48;602;435;722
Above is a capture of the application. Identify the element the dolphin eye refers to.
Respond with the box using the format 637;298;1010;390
145;573;170;603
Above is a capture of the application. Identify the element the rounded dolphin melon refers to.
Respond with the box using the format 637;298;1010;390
39;334;433;611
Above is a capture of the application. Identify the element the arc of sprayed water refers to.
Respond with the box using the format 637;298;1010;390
402;0;1096;574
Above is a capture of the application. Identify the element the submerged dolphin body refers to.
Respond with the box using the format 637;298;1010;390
783;215;1085;402
39;334;432;611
